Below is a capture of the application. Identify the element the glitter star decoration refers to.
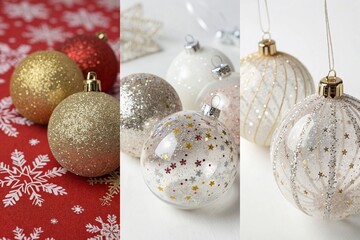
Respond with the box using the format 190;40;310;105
120;3;162;62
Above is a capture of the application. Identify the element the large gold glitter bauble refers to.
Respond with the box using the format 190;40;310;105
10;50;83;124
240;39;315;146
48;72;120;177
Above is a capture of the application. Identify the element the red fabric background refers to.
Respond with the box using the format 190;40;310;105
0;0;120;239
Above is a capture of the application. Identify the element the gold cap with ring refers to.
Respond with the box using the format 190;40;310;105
84;72;102;92
258;38;277;56
96;32;108;41
318;70;343;98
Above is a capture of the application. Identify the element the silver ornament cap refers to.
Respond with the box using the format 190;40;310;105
184;34;200;53
202;104;220;118
212;63;232;79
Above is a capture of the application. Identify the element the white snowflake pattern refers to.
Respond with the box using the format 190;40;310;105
4;2;48;22
50;0;83;7
0;227;55;240
0;22;8;35
0;44;31;74
86;214;120;240
0;97;33;137
23;24;72;47
50;218;58;224
97;0;120;11
0;149;67;207
29;139;40;146
88;169;120;205
63;8;109;31
71;205;84;214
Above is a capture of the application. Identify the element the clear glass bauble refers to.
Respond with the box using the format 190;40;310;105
166;47;234;110
271;94;360;220
141;110;238;209
240;51;314;146
196;72;240;146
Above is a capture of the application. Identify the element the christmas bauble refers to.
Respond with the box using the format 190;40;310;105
48;72;120;177
196;63;240;146
57;33;118;92
10;50;83;124
141;104;238;209
271;76;360;220
166;36;234;110
120;73;182;158
240;39;314;146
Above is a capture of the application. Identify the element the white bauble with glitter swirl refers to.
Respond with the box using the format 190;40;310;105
240;39;314;146
166;36;234;110
271;93;360;220
140;106;238;209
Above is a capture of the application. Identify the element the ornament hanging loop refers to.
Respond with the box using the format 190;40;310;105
211;55;223;68
211;95;221;108
257;0;271;37
327;69;337;78
262;32;271;41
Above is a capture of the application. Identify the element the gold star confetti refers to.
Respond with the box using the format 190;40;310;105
318;171;324;178
222;130;227;135
192;186;199;191
158;186;163;191
187;123;193;127
205;133;211;138
170;196;176;200
309;147;314;152
304;190;308;195
173;128;180;134
185;196;191;200
165;122;171;127
162;154;169;160
225;140;229;145
349;163;354;169
208;144;214;150
209;181;215;186
350;179;355;185
338;189;343;194
302;159;308;167
185;115;192;119
120;3;163;62
230;147;233;152
342;149;347;155
186;143;192;149
344;133;350;139
348;200;353;206
324;147;329;152
323;128;328;132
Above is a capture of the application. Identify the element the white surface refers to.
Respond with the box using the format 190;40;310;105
240;1;360;240
120;0;240;239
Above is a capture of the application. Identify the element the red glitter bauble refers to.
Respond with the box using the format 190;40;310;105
57;34;118;92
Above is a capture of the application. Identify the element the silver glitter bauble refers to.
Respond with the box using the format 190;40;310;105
120;73;182;158
240;39;314;146
141;105;238;209
271;76;360;220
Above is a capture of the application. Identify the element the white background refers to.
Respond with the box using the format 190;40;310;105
240;1;360;240
120;0;240;239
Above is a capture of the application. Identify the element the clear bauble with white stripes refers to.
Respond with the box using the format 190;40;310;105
240;38;314;146
271;77;360;220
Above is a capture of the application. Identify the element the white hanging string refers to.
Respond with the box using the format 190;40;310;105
257;0;271;40
324;0;336;77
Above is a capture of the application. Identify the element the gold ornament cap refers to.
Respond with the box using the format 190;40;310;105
184;34;200;53
258;39;277;56
318;74;343;98
84;72;102;92
96;32;108;41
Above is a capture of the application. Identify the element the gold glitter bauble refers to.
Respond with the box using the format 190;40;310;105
10;50;83;124
48;91;120;177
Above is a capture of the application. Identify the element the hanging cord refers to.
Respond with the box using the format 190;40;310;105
257;0;271;40
324;0;336;78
